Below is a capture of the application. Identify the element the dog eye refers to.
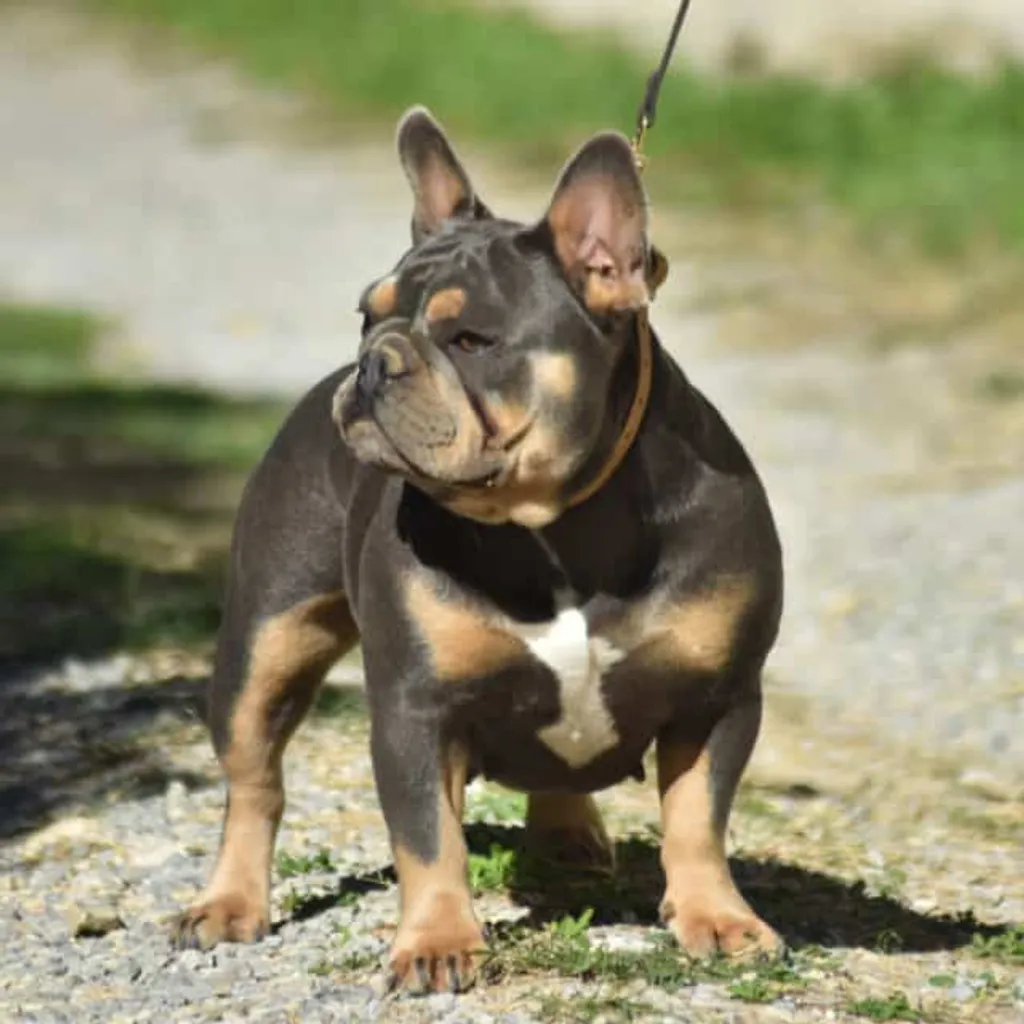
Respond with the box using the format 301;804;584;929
450;332;494;355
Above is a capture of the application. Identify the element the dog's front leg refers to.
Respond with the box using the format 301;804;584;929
371;712;485;994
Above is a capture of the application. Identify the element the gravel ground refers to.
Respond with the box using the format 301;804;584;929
1;8;1022;1023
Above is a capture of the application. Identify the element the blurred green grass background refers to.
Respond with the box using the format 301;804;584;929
88;0;1024;258
0;303;286;665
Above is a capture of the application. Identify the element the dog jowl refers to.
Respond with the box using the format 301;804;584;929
173;105;785;995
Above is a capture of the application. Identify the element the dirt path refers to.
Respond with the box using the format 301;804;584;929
0;8;1021;1023
511;0;1024;75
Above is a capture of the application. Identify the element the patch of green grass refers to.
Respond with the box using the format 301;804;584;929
466;785;527;824
872;928;906;954
0;304;99;384
469;842;517;894
727;960;808;1003
978;369;1024;402
845;992;925;1021
312;684;367;720
536;992;654;1023
735;789;787;823
486;908;814;1008
0;520;220;660
85;0;1024;258
970;925;1024;965
308;946;380;977
280;888;318;916
870;864;909;902
0;301;286;664
277;847;335;879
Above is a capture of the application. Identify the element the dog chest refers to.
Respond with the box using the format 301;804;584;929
509;607;626;769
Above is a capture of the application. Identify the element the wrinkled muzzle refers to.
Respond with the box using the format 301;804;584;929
333;325;502;486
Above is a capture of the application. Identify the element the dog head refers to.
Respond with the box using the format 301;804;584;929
333;106;667;528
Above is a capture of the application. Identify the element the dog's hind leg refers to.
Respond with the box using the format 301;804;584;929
174;587;357;949
173;373;360;949
523;792;615;873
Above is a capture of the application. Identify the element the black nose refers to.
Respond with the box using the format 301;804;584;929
356;348;389;402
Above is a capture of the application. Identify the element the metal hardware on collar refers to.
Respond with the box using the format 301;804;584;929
631;0;695;170
564;310;653;509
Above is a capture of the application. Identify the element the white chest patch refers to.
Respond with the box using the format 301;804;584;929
511;607;626;769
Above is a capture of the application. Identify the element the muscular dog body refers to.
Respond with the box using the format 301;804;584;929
174;107;784;993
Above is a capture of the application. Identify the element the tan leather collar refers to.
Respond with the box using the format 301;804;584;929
564;308;654;509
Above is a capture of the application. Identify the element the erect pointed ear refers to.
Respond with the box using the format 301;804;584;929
533;132;653;315
396;106;492;243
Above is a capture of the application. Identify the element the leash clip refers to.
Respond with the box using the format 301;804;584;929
630;0;694;174
630;115;650;173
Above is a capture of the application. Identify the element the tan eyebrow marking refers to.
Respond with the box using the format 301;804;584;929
366;276;398;318
424;287;467;324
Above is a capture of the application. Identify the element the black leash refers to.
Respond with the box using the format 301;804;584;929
631;0;695;170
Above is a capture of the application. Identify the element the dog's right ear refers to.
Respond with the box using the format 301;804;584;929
397;106;492;244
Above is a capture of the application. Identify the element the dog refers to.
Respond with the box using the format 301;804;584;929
173;106;785;994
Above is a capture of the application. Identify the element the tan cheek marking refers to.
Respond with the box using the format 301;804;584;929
647;576;756;675
483;395;530;446
515;422;571;481
404;574;527;682
424;287;467;324
367;277;399;318
531;352;578;401
442;418;571;527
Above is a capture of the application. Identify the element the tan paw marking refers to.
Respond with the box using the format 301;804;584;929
172;892;269;950
387;891;486;994
661;893;783;959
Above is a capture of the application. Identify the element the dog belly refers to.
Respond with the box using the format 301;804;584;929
469;726;649;795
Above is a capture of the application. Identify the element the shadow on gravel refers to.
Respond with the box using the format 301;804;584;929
462;824;1006;954
284;866;397;930
277;823;1006;954
0;672;212;841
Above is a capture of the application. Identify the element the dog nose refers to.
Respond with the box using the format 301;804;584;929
356;348;390;402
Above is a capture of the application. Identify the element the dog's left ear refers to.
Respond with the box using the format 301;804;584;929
397;106;492;243
530;131;654;315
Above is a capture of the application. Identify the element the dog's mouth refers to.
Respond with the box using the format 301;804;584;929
373;412;515;491
335;347;539;494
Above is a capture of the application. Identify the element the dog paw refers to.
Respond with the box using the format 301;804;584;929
172;893;269;950
386;893;486;994
661;894;783;959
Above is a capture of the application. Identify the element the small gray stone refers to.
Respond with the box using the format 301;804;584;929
69;903;125;939
165;779;191;823
423;991;458;1014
